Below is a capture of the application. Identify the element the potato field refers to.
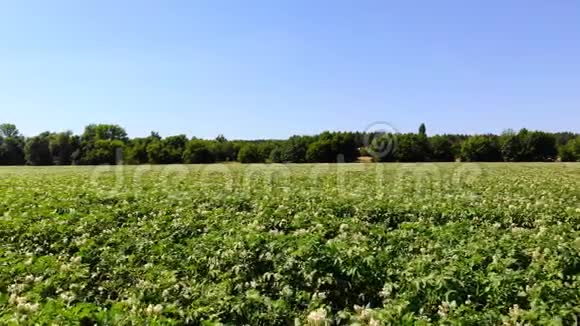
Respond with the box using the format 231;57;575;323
1;163;580;325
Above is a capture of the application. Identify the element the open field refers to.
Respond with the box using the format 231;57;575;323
1;163;580;324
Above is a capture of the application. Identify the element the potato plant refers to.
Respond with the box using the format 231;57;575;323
1;163;579;325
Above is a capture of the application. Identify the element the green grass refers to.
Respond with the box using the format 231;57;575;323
1;163;580;325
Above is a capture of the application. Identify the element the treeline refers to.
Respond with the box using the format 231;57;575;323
0;123;578;166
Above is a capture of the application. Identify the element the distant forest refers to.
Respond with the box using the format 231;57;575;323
0;123;578;165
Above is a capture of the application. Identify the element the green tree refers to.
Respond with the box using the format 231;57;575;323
126;138;151;164
306;140;335;163
146;140;168;164
145;134;187;164
429;135;455;161
212;141;236;162
0;124;25;165
25;132;52;165
460;135;501;162
183;139;215;164
521;130;557;161
554;132;578;147
257;142;276;162
80;124;128;164
81;139;125;165
281;136;313;163
559;137;580;162
0;123;20;138
269;147;284;163
215;134;227;143
418;123;427;137
237;144;262;163
500;130;522;162
82;124;128;142
332;132;359;162
49;131;76;165
394;134;430;162
302;132;359;162
368;132;397;162
163;135;188;163
126;132;160;164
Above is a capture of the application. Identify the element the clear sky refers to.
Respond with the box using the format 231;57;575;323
1;1;579;139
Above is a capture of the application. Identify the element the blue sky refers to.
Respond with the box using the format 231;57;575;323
1;1;579;139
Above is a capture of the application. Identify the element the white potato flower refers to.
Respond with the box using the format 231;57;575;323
145;304;164;316
17;302;39;313
307;308;328;326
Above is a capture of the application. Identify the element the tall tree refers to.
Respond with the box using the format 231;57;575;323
418;123;427;137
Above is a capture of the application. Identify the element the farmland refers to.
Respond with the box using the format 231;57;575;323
1;163;580;325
